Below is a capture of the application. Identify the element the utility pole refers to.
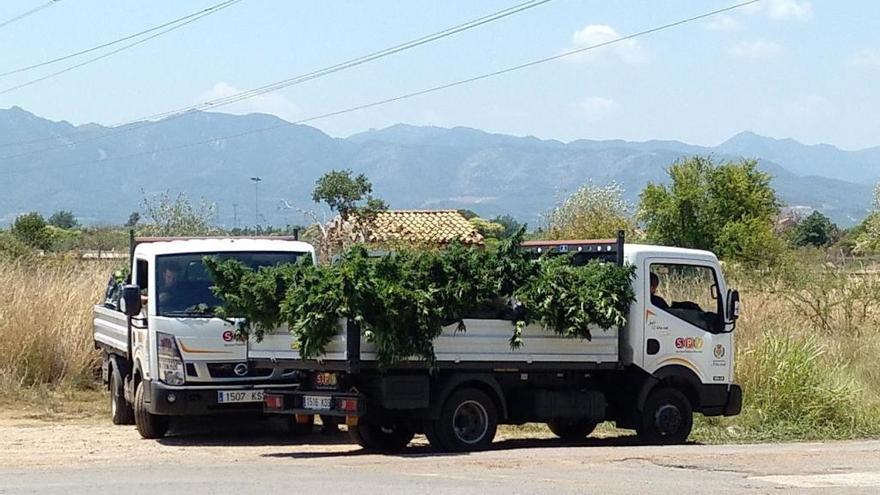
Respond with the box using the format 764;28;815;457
232;203;238;229
250;176;262;227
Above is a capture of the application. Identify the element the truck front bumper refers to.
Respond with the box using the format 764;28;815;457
144;379;298;416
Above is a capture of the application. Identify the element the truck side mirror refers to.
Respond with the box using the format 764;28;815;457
120;285;142;317
726;289;740;321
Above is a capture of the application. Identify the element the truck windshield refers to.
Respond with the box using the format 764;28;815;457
155;251;306;317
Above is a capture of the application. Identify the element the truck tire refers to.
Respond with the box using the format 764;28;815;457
134;381;169;439
636;387;693;445
349;420;415;451
547;418;598;440
286;415;314;436
109;368;134;425
430;388;498;452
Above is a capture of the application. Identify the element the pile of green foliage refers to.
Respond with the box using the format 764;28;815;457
205;231;635;368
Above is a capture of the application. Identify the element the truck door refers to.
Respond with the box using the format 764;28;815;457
131;257;151;376
642;260;732;385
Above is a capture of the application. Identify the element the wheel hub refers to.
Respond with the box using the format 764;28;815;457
655;404;682;435
453;400;488;444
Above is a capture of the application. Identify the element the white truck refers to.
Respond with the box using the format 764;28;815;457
255;234;743;451
93;235;315;439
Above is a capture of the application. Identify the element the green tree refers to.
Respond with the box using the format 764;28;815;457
546;181;635;240
12;212;52;250
790;211;838;248
491;214;523;239
124;211;140;228
852;183;880;254
140;191;217;236
47;210;78;230
312;169;387;221
638;156;782;264
468;217;505;239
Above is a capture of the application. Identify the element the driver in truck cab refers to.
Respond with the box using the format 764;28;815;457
650;272;669;310
139;264;181;309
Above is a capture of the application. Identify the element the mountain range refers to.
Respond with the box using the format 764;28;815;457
1;106;877;227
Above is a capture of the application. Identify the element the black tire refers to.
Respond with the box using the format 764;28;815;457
134;381;169;439
349;420;415;451
547;418;598;440
109;367;134;425
637;387;693;445
431;388;498;452
286;415;315;436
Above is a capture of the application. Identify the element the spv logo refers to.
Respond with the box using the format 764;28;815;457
675;337;703;350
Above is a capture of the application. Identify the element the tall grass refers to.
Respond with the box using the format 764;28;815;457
0;257;112;395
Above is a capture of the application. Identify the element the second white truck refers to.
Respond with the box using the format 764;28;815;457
94;235;315;438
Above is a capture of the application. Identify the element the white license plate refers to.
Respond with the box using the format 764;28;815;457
217;390;264;403
303;395;332;410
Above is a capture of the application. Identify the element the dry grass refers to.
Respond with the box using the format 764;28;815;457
0;257;113;398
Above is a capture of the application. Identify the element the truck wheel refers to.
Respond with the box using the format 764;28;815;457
286;415;314;436
134;381;169;439
637;387;693;445
109;368;134;425
431;388;498;452
547;418;598;440
349;420;415;451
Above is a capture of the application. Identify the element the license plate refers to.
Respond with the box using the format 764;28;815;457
217;390;264;403
303;395;333;410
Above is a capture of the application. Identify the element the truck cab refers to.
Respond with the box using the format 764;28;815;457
94;236;315;438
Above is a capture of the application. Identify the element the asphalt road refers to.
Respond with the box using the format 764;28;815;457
2;418;880;494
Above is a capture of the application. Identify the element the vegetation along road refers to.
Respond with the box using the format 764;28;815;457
2;415;880;494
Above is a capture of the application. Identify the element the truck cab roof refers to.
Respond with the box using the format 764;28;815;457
623;243;719;265
133;238;315;257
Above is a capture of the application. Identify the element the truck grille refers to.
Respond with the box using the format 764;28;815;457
207;363;273;379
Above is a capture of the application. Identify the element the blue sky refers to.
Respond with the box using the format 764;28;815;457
1;0;878;149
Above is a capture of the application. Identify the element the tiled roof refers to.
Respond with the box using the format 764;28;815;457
367;210;484;245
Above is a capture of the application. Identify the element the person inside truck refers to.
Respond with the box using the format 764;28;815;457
650;272;669;310
157;264;180;307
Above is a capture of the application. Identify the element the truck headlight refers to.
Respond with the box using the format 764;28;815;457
156;331;185;386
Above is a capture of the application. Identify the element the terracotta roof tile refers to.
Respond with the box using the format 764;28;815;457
368;209;484;245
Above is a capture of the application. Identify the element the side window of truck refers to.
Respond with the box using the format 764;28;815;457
649;263;722;333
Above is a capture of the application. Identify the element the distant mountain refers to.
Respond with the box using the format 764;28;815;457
0;107;875;227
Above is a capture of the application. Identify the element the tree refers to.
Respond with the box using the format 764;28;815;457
468;217;505;239
851;183;880;254
456;209;479;220
12;212;52;250
140;191;217;236
638;156;782;264
790;211;838;248
125;211;141;228
491;214;524;239
546;181;635;240
312;169;387;221
48;210;78;230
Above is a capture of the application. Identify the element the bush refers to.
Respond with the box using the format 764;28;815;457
546;181;636;240
12;212;52;251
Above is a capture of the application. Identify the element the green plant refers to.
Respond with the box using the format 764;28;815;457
639;156;782;266
206;230;636;368
546;181;635;240
12;212;52;251
789;211;838;248
47;210;79;230
139;191;217;236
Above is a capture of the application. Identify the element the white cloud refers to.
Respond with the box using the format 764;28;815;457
568;24;646;64
852;49;880;69
578;96;620;122
195;82;299;120
766;0;813;20
729;39;785;59
744;0;813;20
703;14;743;32
760;94;836;128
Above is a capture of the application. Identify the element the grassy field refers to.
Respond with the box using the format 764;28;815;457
1;255;879;443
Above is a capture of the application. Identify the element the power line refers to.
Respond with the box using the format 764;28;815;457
0;0;553;155
0;1;60;31
4;0;761;174
0;0;240;79
0;0;242;96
